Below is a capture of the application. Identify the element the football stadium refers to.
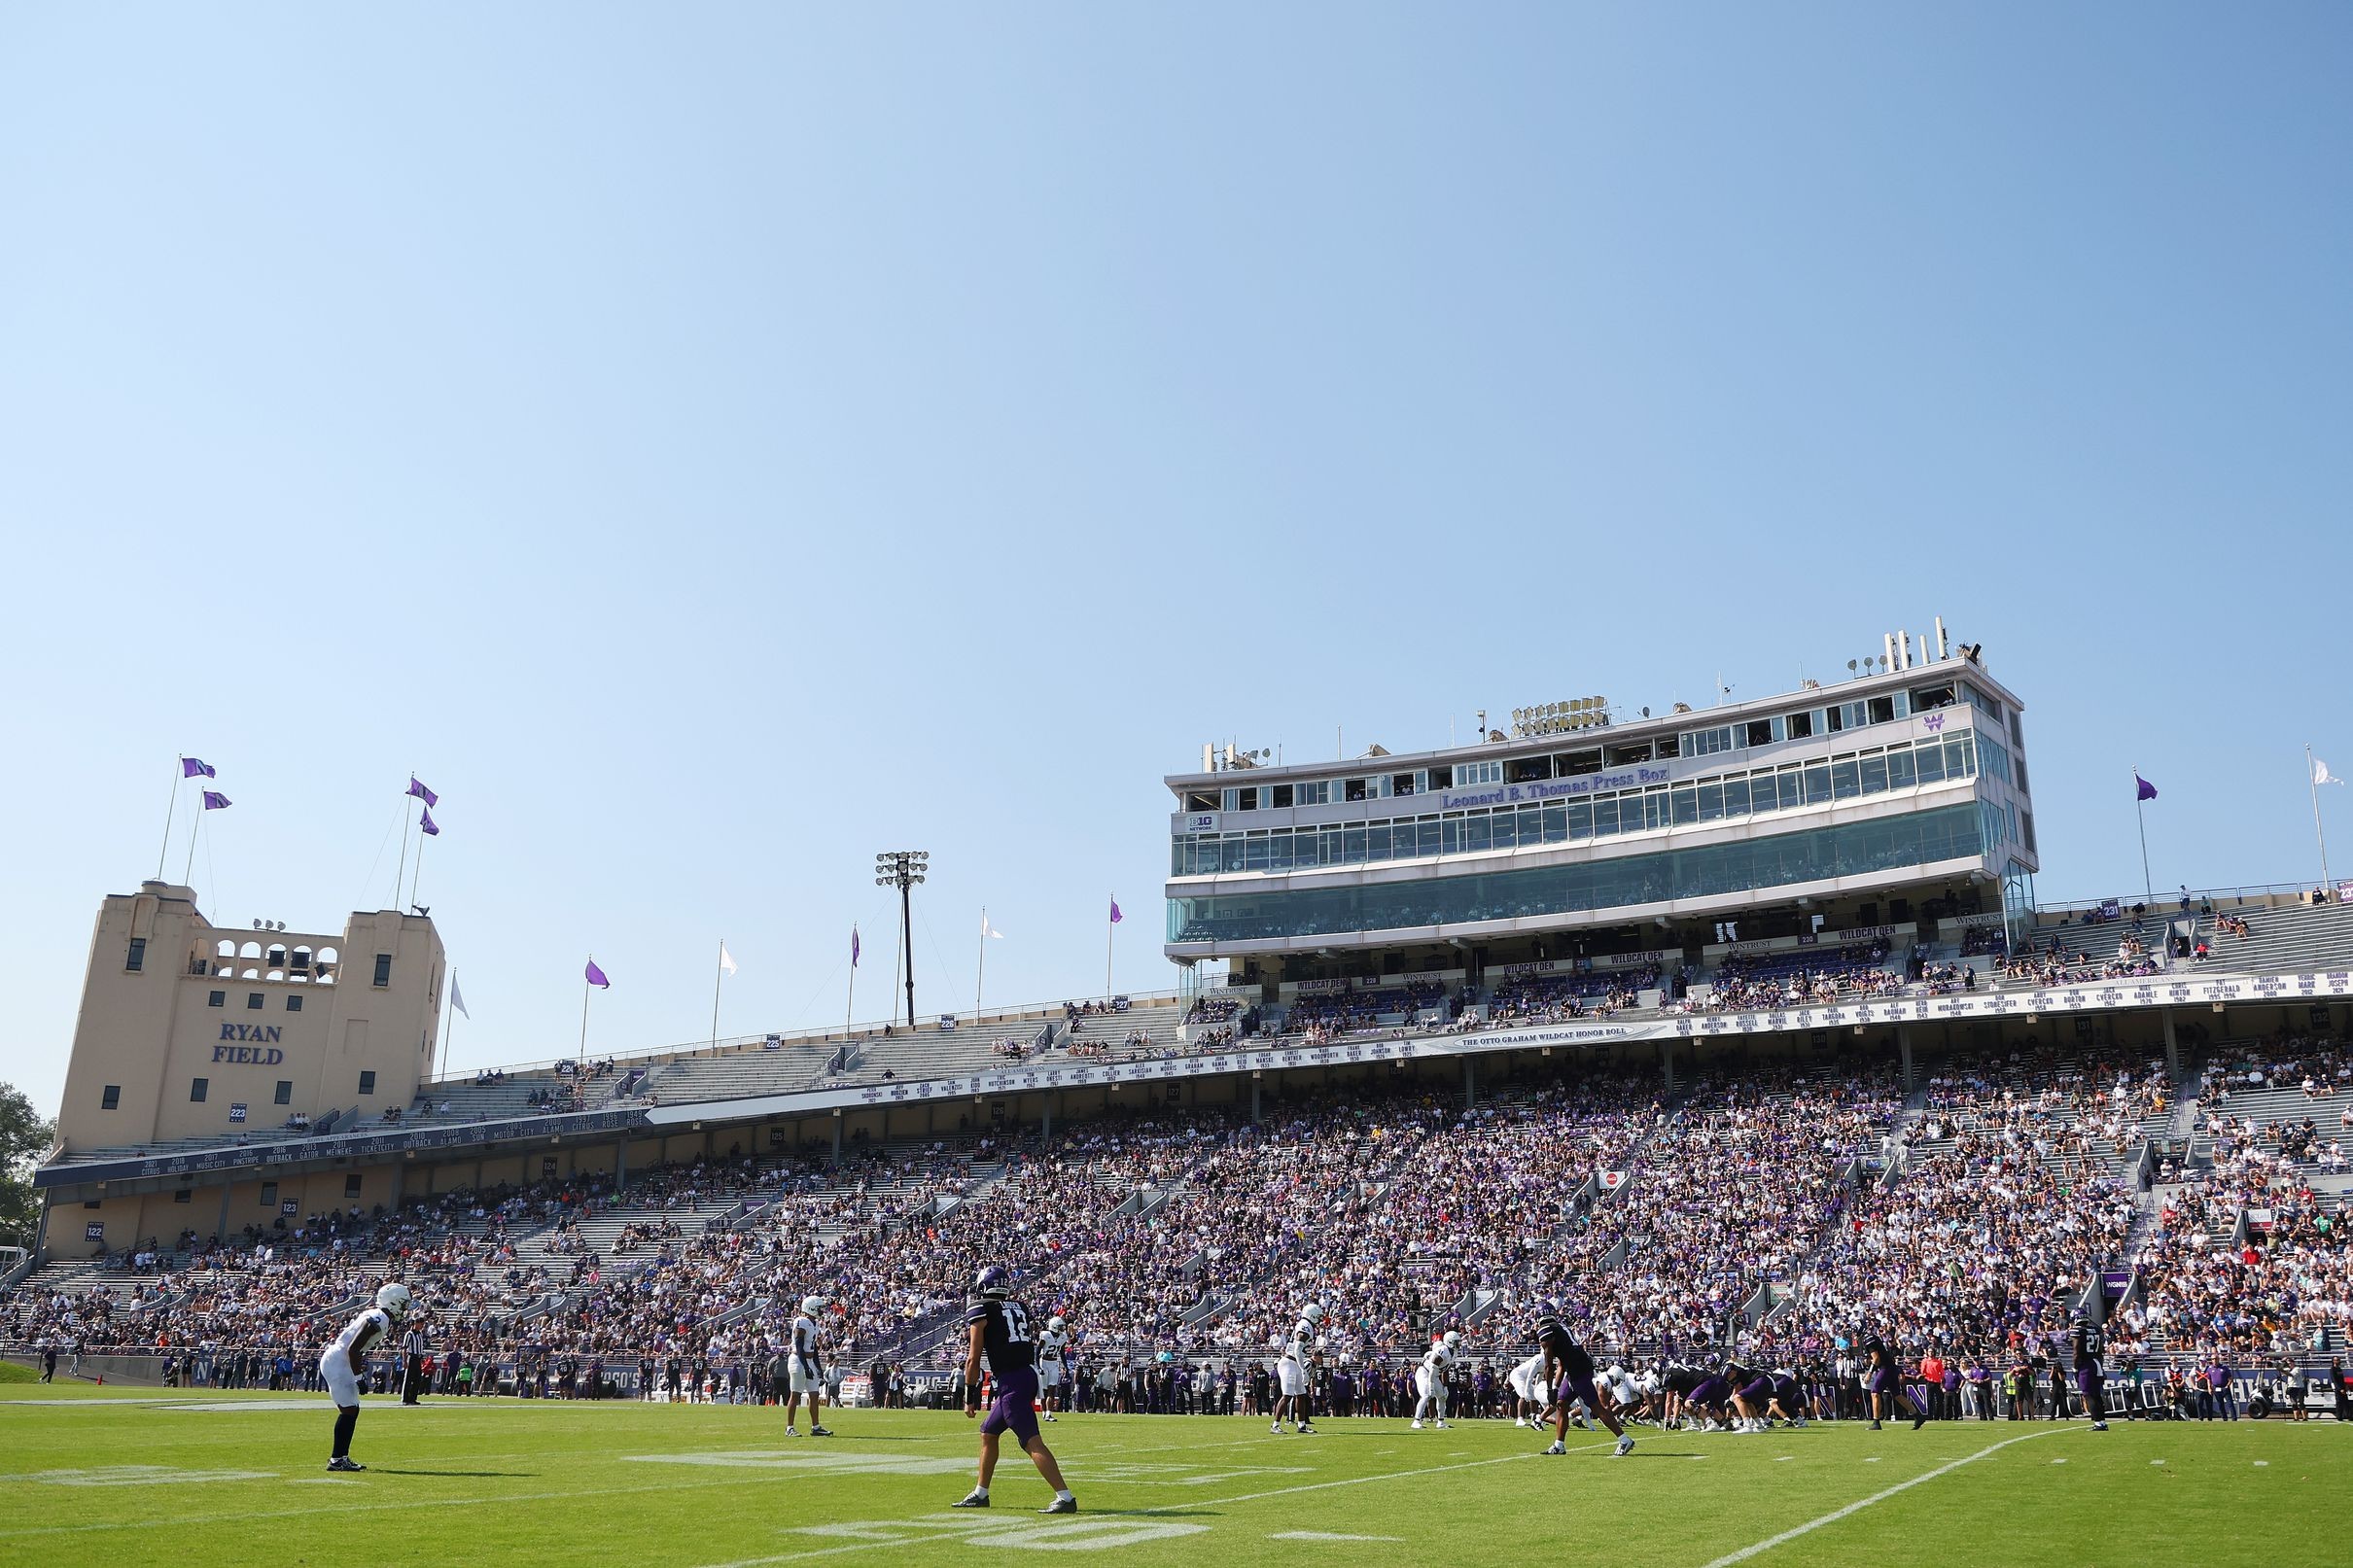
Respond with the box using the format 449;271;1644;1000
5;632;2350;1567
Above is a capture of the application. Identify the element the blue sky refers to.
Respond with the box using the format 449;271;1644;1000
3;4;2348;1114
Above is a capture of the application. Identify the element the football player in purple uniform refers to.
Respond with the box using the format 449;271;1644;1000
953;1265;1077;1515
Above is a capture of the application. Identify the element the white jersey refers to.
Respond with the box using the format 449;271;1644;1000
1508;1351;1551;1402
1036;1329;1069;1371
1420;1342;1456;1378
1282;1319;1317;1367
789;1314;823;1372
330;1307;393;1363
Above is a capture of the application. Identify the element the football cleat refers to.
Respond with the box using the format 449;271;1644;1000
784;1425;797;1436
1614;1436;1635;1458
1411;1418;1424;1429
1543;1441;1565;1455
953;1490;990;1509
1296;1422;1317;1435
809;1425;833;1437
2091;1421;2108;1432
1912;1412;1927;1431
1040;1496;1078;1515
326;1457;365;1472
1271;1420;1283;1434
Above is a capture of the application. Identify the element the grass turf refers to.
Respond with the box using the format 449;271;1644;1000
1;1385;2343;1568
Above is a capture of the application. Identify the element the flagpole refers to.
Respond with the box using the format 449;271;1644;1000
395;770;415;911
579;963;593;1057
157;757;182;882
2133;768;2153;907
2309;746;2335;893
409;812;429;912
184;805;203;888
711;939;724;1050
845;927;858;1040
975;908;987;1018
1105;893;1114;1000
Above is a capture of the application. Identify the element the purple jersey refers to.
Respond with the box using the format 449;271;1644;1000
967;1298;1036;1375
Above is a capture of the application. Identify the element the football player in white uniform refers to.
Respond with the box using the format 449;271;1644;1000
322;1282;410;1472
1506;1349;1552;1427
1412;1330;1459;1430
1036;1315;1070;1421
1271;1304;1323;1435
784;1295;834;1436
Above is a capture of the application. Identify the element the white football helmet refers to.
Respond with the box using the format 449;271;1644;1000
374;1282;412;1322
1442;1330;1462;1350
1302;1303;1327;1324
799;1295;825;1315
1047;1315;1066;1333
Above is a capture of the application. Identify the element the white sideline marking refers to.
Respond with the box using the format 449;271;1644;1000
1695;1428;2075;1568
2254;1460;2269;1467
1271;1531;1404;1543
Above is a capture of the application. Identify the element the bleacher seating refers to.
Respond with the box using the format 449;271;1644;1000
2196;897;2353;975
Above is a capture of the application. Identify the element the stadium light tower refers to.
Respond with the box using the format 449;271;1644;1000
874;850;930;1027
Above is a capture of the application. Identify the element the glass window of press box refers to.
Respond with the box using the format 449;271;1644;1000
1168;802;1986;944
1174;733;1979;876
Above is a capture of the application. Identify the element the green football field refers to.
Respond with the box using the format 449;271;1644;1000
1;1381;2344;1568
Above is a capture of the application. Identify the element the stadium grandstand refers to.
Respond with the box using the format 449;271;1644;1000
10;628;2353;1423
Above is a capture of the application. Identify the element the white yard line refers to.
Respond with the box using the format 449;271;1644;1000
689;1441;1619;1568
1693;1428;2077;1568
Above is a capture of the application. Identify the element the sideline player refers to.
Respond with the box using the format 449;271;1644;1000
1036;1314;1071;1421
954;1265;1077;1515
1864;1330;1929;1431
1272;1304;1324;1434
784;1295;834;1436
1533;1300;1633;1457
322;1282;410;1472
2071;1310;2111;1432
1412;1329;1458;1430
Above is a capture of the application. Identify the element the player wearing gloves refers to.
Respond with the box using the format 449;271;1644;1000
1413;1329;1460;1430
322;1282;410;1472
1272;1304;1325;1435
785;1295;834;1436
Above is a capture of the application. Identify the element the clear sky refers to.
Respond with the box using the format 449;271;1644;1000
3;4;2348;1117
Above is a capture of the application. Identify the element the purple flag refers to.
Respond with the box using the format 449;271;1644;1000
407;776;439;808
181;756;216;779
2134;774;2159;802
851;926;860;967
419;807;439;837
1109;896;1123;924
200;790;231;811
585;958;611;990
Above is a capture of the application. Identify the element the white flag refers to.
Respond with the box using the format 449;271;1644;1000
980;911;1005;939
2316;758;2343;786
449;973;470;1020
719;941;738;975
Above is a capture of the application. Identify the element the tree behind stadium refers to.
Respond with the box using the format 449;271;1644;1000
0;1083;53;1249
